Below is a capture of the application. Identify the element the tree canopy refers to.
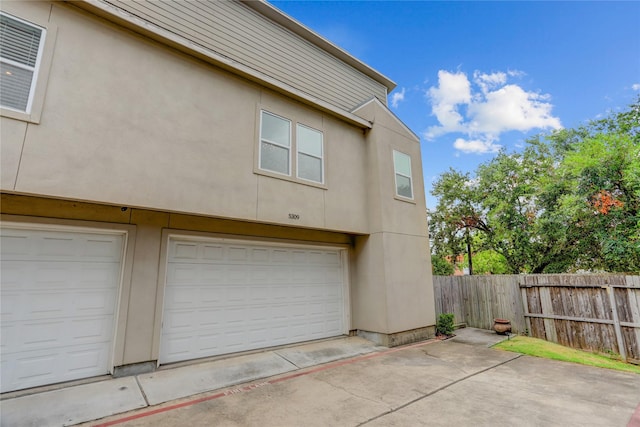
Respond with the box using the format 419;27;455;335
429;98;640;274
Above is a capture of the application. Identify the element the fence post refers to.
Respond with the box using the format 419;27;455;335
607;285;627;362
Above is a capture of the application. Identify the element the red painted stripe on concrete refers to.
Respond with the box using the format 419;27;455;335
628;402;640;427
92;338;437;426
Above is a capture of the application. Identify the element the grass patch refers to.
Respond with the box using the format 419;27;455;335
493;335;640;374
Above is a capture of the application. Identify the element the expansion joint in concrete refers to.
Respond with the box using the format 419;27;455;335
135;376;151;407
356;353;523;426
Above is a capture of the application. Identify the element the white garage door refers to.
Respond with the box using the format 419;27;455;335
0;226;124;393
160;238;347;364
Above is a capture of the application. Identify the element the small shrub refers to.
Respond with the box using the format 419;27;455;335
436;313;455;336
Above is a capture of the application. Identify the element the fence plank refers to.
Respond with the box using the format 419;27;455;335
607;286;627;361
539;287;557;342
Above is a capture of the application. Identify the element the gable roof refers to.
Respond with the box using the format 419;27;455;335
352;97;420;142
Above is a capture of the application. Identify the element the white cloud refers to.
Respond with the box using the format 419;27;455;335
424;69;562;154
453;137;501;154
467;84;561;135
473;71;507;94
507;69;526;78
632;83;640;91
391;87;406;108
425;70;471;136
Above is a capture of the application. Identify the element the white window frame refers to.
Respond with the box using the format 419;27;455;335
296;123;324;184
0;12;46;115
259;110;292;176
393;150;414;200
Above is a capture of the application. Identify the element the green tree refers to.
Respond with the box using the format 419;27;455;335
461;250;509;275
429;169;490;274
428;98;640;274
555;106;640;272
431;254;455;275
475;142;555;273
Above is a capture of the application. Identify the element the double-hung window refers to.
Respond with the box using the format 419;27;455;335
0;12;46;114
393;150;413;199
259;110;324;185
260;111;291;176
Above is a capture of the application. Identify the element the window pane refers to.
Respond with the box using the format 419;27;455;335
261;112;290;147
396;174;413;198
260;141;289;174
0;14;42;67
298;153;322;183
0;61;32;111
297;124;322;157
393;151;411;176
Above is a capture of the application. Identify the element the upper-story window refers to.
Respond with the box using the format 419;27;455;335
259;110;325;185
296;124;323;183
393;150;413;199
259;111;291;175
0;12;46;114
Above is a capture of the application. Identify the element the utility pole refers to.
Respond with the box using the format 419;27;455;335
465;227;473;275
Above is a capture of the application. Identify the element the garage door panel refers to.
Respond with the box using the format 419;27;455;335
66;346;108;373
6;314;114;352
69;316;114;342
225;285;249;302
201;265;224;282
0;228;122;392
164;286;198;307
4;351;59;387
3;261;120;290
273;249;289;263
74;290;118;314
161;334;193;357
168;264;199;283
227;246;249;262
292;251;306;263
163;309;196;331
1;287;116;321
249;285;271;302
201;244;224;260
171;242;198;259
2;342;112;391
1;230;122;262
227;267;249;283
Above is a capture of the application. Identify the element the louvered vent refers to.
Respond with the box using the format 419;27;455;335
0;13;44;112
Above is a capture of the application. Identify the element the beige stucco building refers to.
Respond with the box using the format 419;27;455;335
0;0;435;393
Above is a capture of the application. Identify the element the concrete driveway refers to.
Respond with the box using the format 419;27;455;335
3;328;639;426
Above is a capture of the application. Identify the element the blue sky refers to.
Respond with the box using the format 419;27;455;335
270;0;640;209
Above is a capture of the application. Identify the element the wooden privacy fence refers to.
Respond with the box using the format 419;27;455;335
521;275;640;364
433;275;527;334
433;274;640;363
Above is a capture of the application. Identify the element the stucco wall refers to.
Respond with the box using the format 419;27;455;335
1;2;369;234
351;100;436;334
0;1;435;368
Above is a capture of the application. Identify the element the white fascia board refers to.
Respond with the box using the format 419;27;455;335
71;0;373;130
352;97;420;142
